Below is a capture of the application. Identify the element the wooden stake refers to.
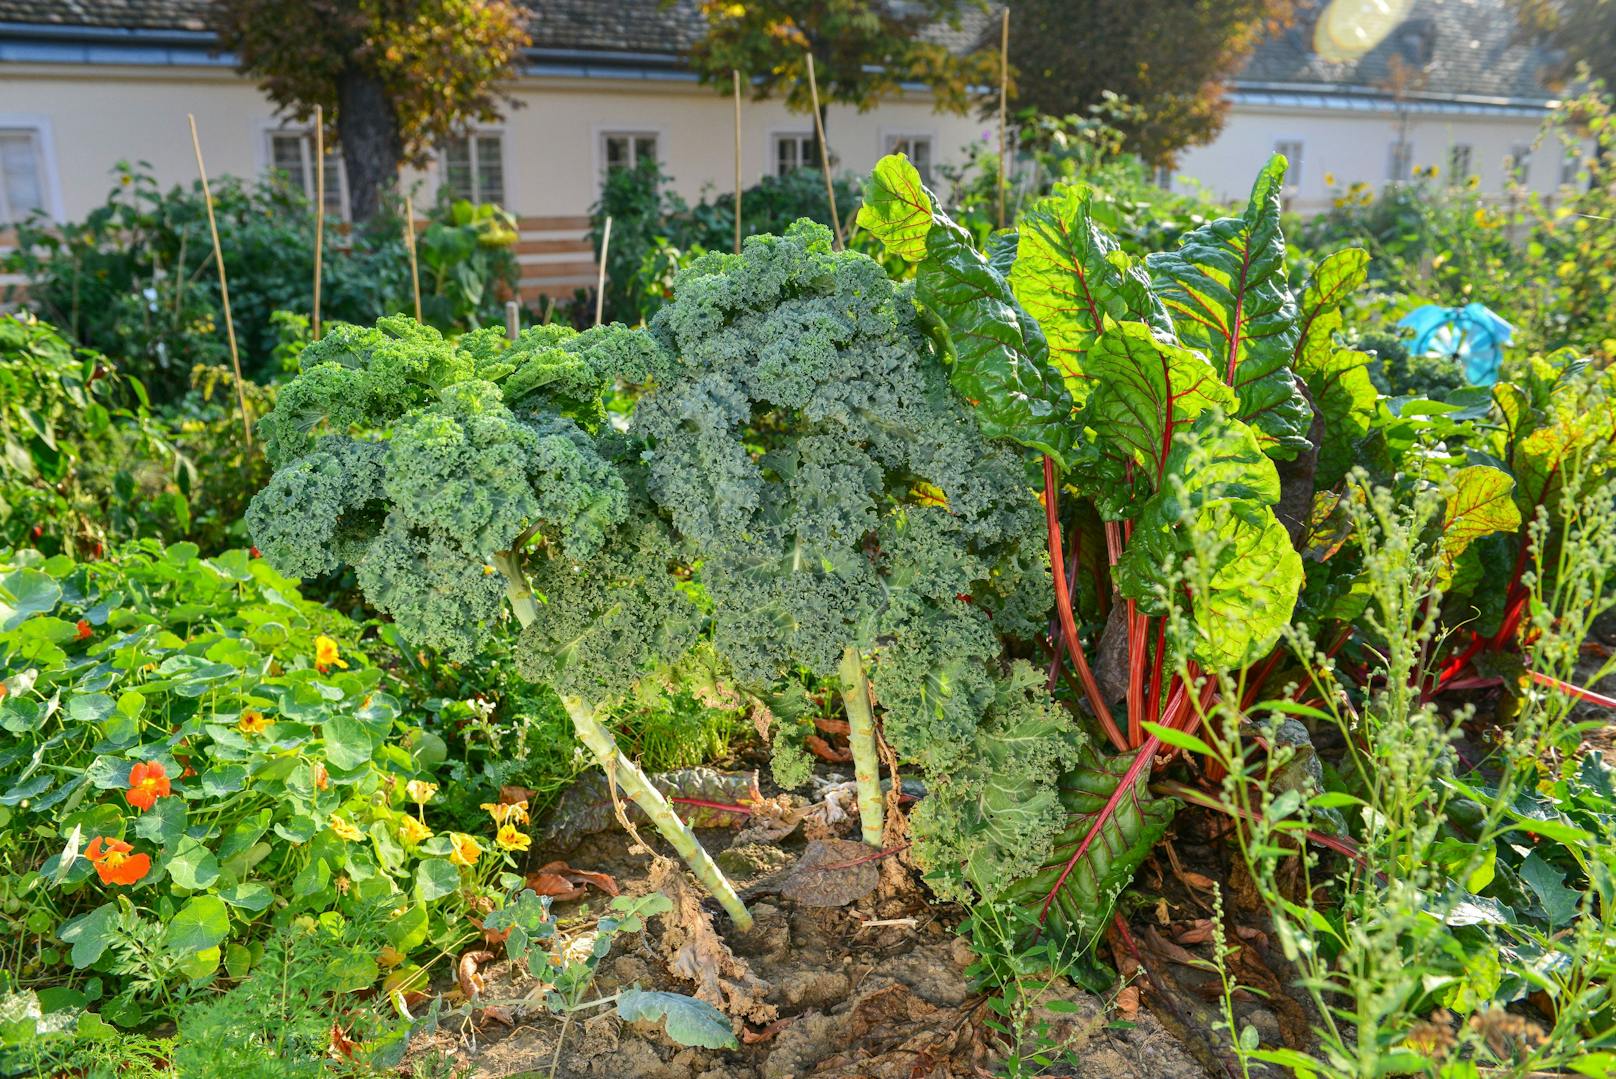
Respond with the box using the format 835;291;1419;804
188;114;252;452
313;103;325;341
997;8;1009;229
594;215;612;327
505;298;520;341
733;69;743;254
403;193;422;322
804;52;842;250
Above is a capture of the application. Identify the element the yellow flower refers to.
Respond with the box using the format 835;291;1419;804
481;800;530;826
910;481;950;510
1324;171;1336;187
330;814;364;842
237;709;270;736
448;832;482;867
314;635;348;672
495;823;531;852
405;779;438;805
399;816;432;845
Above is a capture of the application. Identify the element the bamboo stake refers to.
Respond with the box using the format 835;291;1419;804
733;69;743;254
804;52;842;250
997;8;1010;229
594;215;612;327
505;298;520;341
313;103;325;341
188;114;252;452
403;193;422;322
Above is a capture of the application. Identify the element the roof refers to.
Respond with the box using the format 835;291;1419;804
1238;0;1559;106
0;0;997;60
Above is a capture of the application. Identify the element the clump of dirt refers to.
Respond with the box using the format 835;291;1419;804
407;818;1211;1079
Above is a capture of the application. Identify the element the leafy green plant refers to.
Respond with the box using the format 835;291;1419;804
245;314;755;927
635;220;1066;861
0;540;501;1029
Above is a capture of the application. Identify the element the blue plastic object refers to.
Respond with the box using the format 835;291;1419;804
1396;302;1515;386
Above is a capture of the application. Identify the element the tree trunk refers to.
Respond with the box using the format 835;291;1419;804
336;66;402;223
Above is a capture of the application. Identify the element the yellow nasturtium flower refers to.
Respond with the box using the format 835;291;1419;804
399;816;433;845
237;709;270;736
314;635;348;672
329;814;364;842
448;832;483;867
481;800;530;826
495;823;531;852
406;779;438;805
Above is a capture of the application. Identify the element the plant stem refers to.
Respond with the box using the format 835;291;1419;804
495;551;754;931
562;693;753;930
838;644;885;847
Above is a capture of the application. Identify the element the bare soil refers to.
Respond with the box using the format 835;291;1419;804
408;812;1214;1079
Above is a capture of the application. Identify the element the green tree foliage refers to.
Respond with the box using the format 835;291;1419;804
685;0;1000;118
1006;0;1294;164
214;0;531;220
1511;0;1616;88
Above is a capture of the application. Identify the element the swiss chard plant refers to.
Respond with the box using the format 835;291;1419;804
858;153;1384;946
245;315;755;929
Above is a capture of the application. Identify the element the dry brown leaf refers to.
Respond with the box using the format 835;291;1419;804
1173;919;1214;945
525;860;620;900
469;914;511;947
499;785;536;804
777;838;881;908
329;1022;360;1062
649;860;777;1028
812;715;852;736
1180;870;1218;890
458;949;494;1000
480;1005;514;1027
740;1017;794;1044
1114;985;1141;1018
805;734;853;763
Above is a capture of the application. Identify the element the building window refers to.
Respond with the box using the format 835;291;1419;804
267;130;346;220
441;133;506;206
1387;139;1412;182
1152;164;1173;191
1506;144;1531;186
884;134;934;183
0;128;47;223
603;132;659;175
1560;148;1582;187
772;133;817;176
1273;139;1304;187
1448;143;1473;183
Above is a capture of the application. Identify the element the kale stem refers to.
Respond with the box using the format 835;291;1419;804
837;644;885;847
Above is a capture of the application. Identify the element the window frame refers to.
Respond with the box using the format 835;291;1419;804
0;116;61;223
881;131;937;184
1506;143;1531;186
1448;142;1474;184
596;128;664;185
439;129;508;206
1272;138;1305;190
262;125;349;222
770;131;818;177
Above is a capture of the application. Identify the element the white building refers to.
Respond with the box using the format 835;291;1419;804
0;0;1576;299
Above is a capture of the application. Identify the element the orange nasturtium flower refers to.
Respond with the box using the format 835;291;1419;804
75;619;93;641
237;709;271;736
124;761;172;811
329;814;365;842
448;832;483;867
85;837;151;886
495;823;531;853
481;799;530;826
314;635;348;673
312;762;330;791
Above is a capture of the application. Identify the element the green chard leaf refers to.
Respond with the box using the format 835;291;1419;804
1292;249;1377;488
859;153;1076;465
1147;155;1312;458
1009;184;1171;406
1435;465;1520;588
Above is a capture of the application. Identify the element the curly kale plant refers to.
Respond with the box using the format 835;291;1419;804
635;221;1080;896
246;315;754;928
